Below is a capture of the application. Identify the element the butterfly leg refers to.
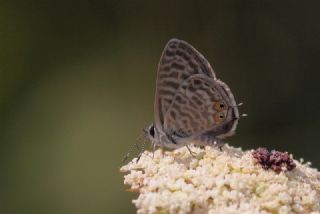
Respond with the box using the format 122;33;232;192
213;138;225;151
152;141;157;159
193;135;226;152
186;145;197;157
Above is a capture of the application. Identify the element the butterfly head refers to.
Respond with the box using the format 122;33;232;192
144;123;177;148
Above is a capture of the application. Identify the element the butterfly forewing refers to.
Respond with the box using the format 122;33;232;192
154;39;216;130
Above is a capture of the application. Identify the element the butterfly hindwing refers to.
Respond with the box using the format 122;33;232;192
163;75;238;142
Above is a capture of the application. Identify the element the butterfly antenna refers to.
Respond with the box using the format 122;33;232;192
122;132;144;163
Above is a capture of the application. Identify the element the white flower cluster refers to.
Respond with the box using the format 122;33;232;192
120;145;320;214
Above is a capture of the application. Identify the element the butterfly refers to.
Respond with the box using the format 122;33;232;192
144;38;242;151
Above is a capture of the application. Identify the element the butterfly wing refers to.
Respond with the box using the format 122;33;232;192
154;39;216;132
163;75;239;143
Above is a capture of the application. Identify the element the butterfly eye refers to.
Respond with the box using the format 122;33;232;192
215;101;227;111
149;125;155;138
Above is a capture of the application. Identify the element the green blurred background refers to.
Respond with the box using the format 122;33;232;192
1;1;320;213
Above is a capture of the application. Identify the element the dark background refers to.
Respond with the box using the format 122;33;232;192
1;1;320;213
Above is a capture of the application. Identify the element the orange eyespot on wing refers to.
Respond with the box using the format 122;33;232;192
214;101;227;111
213;111;226;124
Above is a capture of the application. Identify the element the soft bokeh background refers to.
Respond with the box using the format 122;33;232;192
1;1;320;213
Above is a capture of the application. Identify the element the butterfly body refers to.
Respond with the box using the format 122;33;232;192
146;39;239;149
